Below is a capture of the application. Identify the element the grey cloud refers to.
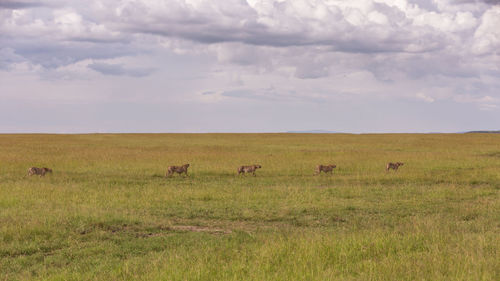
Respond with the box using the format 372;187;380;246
0;47;26;69
0;0;497;86
0;0;62;9
3;38;138;68
294;64;329;79
365;49;485;83
221;90;256;99
115;0;433;52
0;0;480;68
68;36;130;44
0;3;133;69
0;1;46;9
125;19;315;48
410;0;439;11
452;0;500;4
221;88;326;103
113;1;455;85
88;63;155;77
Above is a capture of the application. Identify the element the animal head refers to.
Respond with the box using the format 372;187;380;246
330;164;337;168
254;164;262;169
397;162;404;166
183;164;190;168
43;168;53;173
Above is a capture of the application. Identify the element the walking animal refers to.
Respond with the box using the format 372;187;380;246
27;167;52;177
166;164;190;177
238;165;262;176
386;162;404;172
315;164;337;175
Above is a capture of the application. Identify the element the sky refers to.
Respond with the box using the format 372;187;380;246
0;0;499;133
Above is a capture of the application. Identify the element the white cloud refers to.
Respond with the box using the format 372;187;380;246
454;94;498;104
472;6;500;55
454;94;499;111
416;92;435;103
478;104;497;111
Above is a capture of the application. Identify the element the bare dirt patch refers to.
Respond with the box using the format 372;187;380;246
169;225;232;235
78;222;232;237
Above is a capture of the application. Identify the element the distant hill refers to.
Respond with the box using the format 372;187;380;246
464;130;500;134
285;130;344;134
284;130;500;134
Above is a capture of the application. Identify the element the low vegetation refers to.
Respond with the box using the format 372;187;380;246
0;133;498;280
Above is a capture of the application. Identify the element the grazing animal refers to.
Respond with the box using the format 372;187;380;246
238;164;262;176
27;167;52;177
315;164;337;175
386;162;404;172
166;164;190;177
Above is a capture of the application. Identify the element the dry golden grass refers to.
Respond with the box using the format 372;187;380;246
0;133;499;280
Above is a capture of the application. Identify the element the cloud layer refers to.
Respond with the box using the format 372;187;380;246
0;0;499;132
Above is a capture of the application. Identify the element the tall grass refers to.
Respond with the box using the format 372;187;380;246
0;133;498;280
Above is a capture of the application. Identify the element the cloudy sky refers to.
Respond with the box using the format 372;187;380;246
1;0;499;133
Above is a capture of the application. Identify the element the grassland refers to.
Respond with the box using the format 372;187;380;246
0;133;499;280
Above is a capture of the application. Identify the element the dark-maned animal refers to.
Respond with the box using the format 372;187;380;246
315;164;336;175
238;164;262;176
166;164;190;177
27;167;52;177
386;162;404;172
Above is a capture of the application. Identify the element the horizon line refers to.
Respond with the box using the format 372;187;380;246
0;130;499;135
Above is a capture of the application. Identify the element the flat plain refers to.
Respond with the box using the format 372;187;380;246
0;133;499;280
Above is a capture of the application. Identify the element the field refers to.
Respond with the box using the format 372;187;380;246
0;133;499;280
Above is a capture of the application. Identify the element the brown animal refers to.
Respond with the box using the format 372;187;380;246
238;164;262;176
166;164;190;177
27;167;52;177
315;164;336;175
386;162;404;172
